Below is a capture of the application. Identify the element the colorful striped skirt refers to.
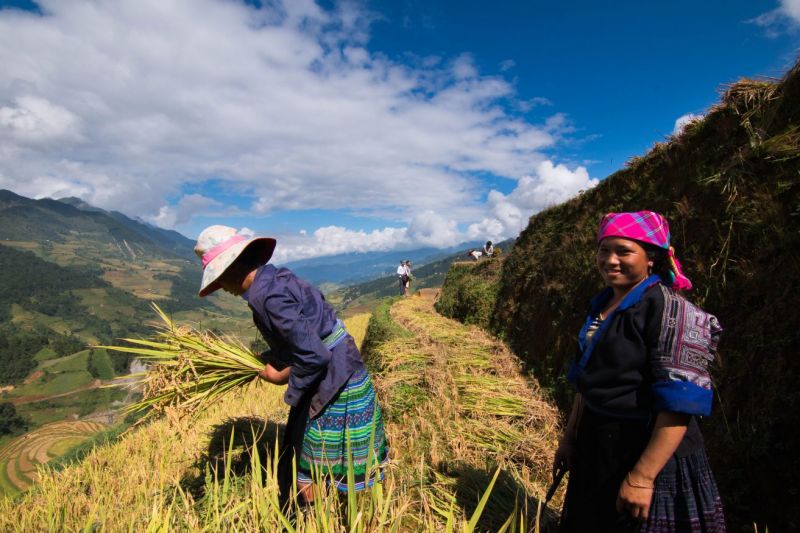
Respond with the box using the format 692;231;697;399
296;368;388;492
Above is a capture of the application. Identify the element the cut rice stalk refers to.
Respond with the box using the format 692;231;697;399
99;303;265;423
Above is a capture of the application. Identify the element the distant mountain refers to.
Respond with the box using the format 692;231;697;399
283;242;485;285
0;189;195;261
58;196;196;260
0;189;240;321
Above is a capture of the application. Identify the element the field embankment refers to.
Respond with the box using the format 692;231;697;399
0;299;560;531
364;291;560;530
436;60;800;531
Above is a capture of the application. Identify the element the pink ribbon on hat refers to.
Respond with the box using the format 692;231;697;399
201;234;247;269
668;247;693;291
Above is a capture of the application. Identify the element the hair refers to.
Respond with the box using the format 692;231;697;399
486;240;492;246
641;243;673;283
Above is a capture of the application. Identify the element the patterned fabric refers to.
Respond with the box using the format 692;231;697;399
297;368;389;492
643;447;726;532
651;285;722;416
584;315;603;344
596;211;693;291
598;211;671;249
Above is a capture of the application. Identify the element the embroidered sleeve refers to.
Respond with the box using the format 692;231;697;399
650;285;722;416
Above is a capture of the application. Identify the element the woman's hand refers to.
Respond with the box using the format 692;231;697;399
552;435;574;477
616;411;690;521
258;363;291;385
616;471;654;521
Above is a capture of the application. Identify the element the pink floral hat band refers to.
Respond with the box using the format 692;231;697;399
201;234;247;268
194;225;276;297
597;211;693;291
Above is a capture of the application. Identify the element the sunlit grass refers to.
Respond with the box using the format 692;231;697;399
0;295;559;531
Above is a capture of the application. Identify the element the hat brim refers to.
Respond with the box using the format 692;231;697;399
198;237;276;297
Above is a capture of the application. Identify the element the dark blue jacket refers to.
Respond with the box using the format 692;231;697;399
568;275;721;419
242;264;365;418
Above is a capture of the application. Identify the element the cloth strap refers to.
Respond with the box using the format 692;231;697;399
322;319;348;350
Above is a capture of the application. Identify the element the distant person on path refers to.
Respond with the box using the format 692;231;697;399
483;241;494;258
555;211;725;532
467;249;482;261
397;260;409;295
404;260;413;291
194;225;388;506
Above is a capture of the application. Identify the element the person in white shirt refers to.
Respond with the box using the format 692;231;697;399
484;241;494;258
467;249;483;261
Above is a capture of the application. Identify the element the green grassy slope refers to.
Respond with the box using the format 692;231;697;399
436;61;800;531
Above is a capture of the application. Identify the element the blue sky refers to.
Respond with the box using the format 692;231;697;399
0;0;798;261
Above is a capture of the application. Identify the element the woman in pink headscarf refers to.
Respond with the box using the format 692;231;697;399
555;211;726;532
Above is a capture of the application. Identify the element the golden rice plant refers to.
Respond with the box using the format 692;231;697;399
100;303;265;423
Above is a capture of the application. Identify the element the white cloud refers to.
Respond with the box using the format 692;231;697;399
407;210;460;248
150;194;221;228
673;113;703;136
468;161;598;240
270;225;409;263
750;0;800;34
0;96;82;143
0;0;593;260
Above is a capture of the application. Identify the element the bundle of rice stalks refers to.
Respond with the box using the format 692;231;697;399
101;304;265;423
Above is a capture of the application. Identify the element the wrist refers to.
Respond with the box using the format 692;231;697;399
625;472;654;490
628;468;656;486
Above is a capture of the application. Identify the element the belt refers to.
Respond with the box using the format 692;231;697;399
321;319;348;350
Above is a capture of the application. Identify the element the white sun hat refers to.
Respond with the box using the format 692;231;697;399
194;225;276;297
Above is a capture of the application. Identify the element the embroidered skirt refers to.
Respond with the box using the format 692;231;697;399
643;450;726;532
296;368;388;492
560;407;725;533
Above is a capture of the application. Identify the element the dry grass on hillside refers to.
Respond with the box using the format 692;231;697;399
0;300;560;531
367;293;561;530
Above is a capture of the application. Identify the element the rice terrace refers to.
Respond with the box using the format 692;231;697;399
0;420;106;495
1;1;800;532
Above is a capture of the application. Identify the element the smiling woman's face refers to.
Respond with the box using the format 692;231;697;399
596;237;652;293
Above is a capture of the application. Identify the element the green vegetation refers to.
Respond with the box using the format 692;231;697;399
0;404;27;436
436;62;800;531
435;259;502;327
0;329;46;385
16;388;125;426
87;349;114;380
9;371;93;399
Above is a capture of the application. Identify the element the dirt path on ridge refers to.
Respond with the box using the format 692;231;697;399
9;379;110;406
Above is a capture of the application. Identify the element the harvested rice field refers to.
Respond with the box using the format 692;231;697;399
0;294;560;531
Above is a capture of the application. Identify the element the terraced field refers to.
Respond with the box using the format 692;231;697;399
0;420;106;496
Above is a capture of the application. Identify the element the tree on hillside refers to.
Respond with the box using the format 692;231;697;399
0;402;27;435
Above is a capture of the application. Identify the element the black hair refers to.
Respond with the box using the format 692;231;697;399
641;243;672;282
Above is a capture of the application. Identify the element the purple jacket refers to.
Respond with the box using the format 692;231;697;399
242;264;364;418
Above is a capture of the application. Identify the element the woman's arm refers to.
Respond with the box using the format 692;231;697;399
616;411;690;520
258;363;291;385
553;392;583;476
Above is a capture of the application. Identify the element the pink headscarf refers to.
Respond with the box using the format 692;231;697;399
597;211;693;291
